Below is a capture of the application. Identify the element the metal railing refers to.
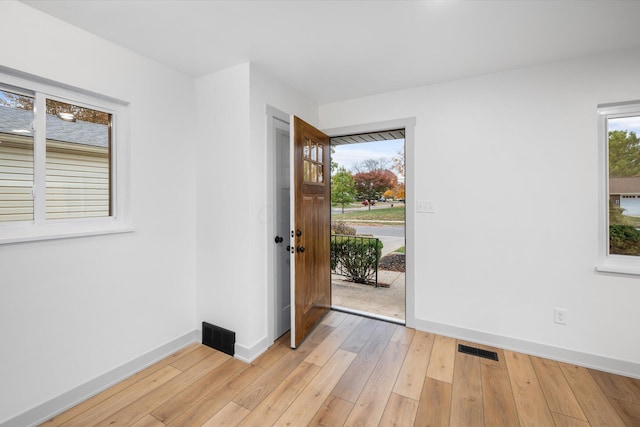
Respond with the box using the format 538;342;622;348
330;234;381;286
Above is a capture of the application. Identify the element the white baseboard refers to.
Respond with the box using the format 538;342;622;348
234;335;271;363
1;330;199;427
413;318;640;379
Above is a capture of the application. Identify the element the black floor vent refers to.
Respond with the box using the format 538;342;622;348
458;344;499;361
202;322;235;356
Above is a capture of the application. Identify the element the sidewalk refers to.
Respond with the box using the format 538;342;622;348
331;270;405;321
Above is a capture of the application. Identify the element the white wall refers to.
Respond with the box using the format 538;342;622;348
0;2;197;423
196;63;317;360
319;48;640;376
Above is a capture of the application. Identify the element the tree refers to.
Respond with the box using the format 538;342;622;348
609;130;640;177
353;169;397;210
330;146;338;174
392;147;404;177
0;89;108;125
331;167;357;213
352;157;390;174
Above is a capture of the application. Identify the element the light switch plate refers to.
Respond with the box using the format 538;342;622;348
417;200;435;213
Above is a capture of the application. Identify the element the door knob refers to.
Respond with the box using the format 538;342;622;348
296;229;302;237
296;246;305;253
274;236;283;243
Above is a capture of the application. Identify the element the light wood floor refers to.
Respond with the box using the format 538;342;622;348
41;311;640;426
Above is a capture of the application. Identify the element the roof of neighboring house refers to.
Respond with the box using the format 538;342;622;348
609;176;640;194
0;105;108;148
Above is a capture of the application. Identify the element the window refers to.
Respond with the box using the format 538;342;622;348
597;101;640;274
0;73;130;244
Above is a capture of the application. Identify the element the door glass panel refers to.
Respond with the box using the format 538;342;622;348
0;89;34;222
304;160;311;181
304;137;311;159
302;137;325;184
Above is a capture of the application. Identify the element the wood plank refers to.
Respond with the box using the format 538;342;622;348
233;350;306;411
450;351;484;427
304;313;362;367
481;362;519;427
378;392;418;427
608;397;640;426
166;364;264;427
201;401;250;427
130;414;165;427
320;310;347;327
251;340;290;370
393;331;435;400
552;412;591;427
343;340;409;427
589;368;639;403
415;378;452;427
308;395;353;427
426;335;456;384
626;376;640;401
167;379;241;427
273;349;356;426
96;351;232;426
237;361;321;427
225;364;267;392
331;320;397;402
340;316;378;353
151;358;247;424
559;362;626;427
169;345;222;371
530;356;586;421
59;365;181;427
390;324;415;345
293;323;335;359
41;343;200;426
504;350;554;427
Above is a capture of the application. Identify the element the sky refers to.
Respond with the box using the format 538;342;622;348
332;138;404;175
608;116;640;134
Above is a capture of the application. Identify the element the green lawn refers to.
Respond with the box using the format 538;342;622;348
333;205;405;222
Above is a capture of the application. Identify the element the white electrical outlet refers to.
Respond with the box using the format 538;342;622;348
554;307;567;325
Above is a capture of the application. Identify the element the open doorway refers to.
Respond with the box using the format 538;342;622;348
330;130;406;323
267;108;416;347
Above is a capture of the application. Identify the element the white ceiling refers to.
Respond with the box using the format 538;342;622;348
20;0;640;105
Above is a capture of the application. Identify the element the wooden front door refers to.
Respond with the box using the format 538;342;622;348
290;116;331;348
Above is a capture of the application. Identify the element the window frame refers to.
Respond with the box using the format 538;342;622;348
0;69;132;244
596;100;640;275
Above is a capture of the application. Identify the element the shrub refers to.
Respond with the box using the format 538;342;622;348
331;222;356;235
610;224;640;256
331;235;383;284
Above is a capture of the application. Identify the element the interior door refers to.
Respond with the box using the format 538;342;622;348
290;116;331;348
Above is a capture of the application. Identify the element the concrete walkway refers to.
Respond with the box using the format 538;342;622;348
331;270;405;321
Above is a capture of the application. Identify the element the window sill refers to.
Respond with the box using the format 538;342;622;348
596;257;640;276
0;220;134;245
